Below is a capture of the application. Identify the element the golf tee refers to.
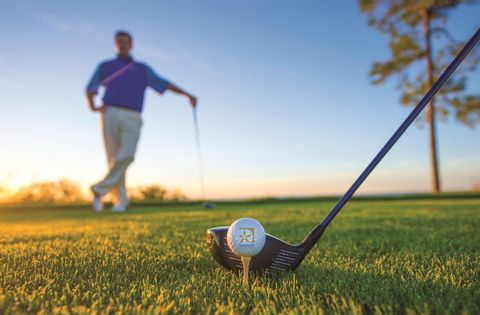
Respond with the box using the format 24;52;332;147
241;256;251;285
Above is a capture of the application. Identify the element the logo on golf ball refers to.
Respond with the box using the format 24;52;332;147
227;218;266;257
239;227;255;244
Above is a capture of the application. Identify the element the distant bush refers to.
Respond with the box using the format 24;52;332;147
166;188;188;201
4;179;86;204
129;184;187;201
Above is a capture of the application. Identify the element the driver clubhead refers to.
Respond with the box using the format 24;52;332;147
202;202;216;209
206;226;307;273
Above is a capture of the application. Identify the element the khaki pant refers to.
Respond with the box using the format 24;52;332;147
93;106;142;205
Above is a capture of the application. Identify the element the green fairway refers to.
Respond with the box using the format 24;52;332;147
0;196;479;314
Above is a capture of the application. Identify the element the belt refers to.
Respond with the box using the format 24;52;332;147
105;104;141;113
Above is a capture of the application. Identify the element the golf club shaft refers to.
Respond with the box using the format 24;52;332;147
306;28;480;240
192;107;206;200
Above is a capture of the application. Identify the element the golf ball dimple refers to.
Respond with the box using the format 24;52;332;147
227;218;266;257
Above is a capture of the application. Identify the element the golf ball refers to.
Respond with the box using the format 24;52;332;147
227;218;266;257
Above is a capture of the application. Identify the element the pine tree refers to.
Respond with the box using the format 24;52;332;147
359;0;480;192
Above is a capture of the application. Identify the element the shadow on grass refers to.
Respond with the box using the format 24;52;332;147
296;264;477;313
0;203;217;223
199;254;477;313
165;250;477;313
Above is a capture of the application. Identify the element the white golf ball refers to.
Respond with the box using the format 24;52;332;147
227;218;266;257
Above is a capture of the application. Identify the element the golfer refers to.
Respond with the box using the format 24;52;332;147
86;30;197;212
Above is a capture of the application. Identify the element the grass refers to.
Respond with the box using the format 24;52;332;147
0;196;479;314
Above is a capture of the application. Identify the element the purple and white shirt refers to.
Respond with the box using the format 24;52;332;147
86;55;170;113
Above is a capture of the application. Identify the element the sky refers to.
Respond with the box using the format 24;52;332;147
0;1;479;199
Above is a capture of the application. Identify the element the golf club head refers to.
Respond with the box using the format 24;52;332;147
202;202;216;209
206;226;307;272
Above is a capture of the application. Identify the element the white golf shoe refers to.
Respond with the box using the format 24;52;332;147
112;203;128;212
91;186;104;212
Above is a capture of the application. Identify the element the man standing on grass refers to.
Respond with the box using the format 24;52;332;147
86;30;197;212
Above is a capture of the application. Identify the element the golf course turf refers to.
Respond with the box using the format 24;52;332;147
0;195;478;314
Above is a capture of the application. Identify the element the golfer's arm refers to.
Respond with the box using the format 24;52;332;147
85;91;97;111
166;83;192;98
86;65;102;111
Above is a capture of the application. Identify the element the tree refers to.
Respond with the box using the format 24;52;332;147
358;0;480;193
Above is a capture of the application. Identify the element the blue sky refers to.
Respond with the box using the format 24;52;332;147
0;1;479;199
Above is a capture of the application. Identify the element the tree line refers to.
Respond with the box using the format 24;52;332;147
0;180;187;204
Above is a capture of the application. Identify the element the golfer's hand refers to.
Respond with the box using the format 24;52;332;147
92;105;106;113
188;95;197;108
